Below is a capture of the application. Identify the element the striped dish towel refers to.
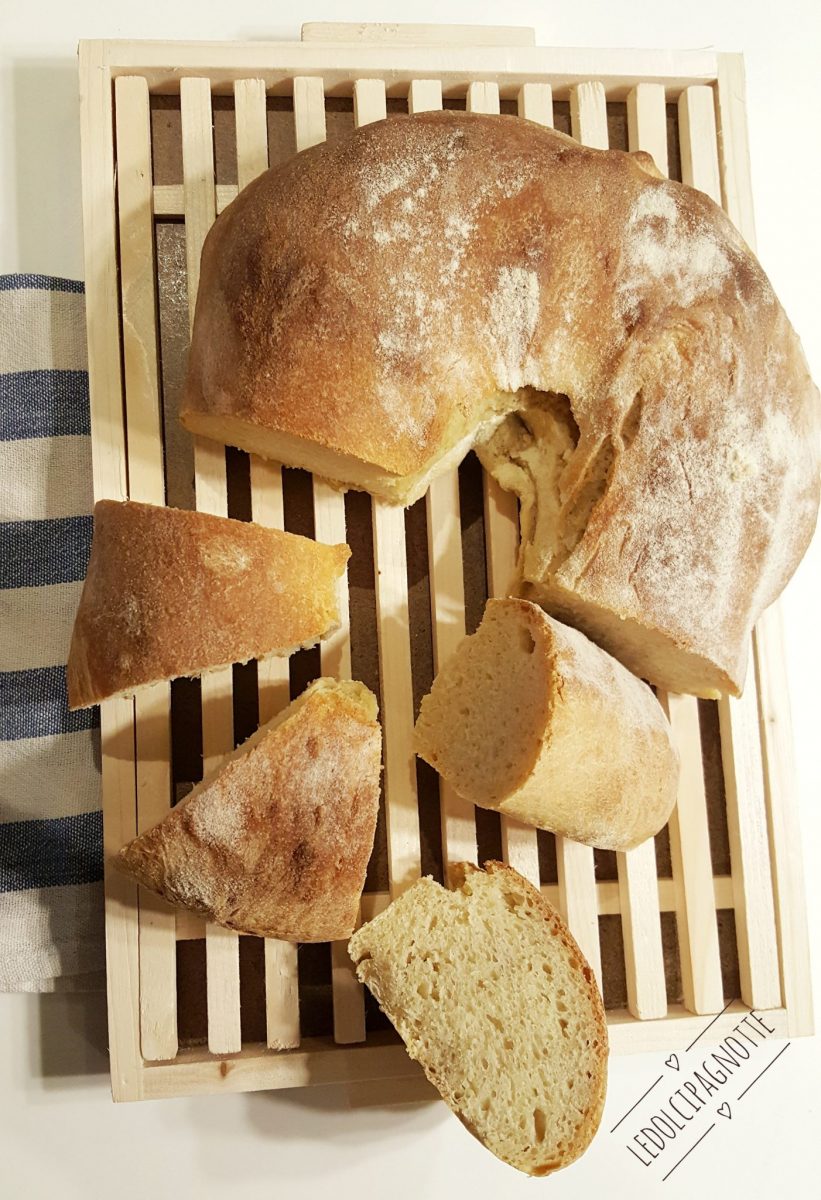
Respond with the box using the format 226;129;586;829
0;274;105;992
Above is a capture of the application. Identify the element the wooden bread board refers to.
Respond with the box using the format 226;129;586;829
77;23;812;1103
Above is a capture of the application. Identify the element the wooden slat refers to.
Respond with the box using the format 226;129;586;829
678;86;722;203
408;78;443;113
153;182;235;218
302;22;537;47
425;469;477;876
556;842;601;987
79;41;142;1103
234;79;268;187
115;75;178;1062
626;82;669;177
467;80;539;885
719;683;781;1007
142;1037;423;1100
751;607;813;1032
716;55;807;1020
570;80;609;149
410;77;477;879
142;1001;784;1099
551;81;610;986
352;77;422;898
508;83;553;886
616;838;666;1019
138;1001;789;1101
606;1002;788;1058
636;78;722;1018
715;55;757;245
660;694;724;1013
678;82;781;1010
98;40;719;98
458;78;538;887
518;81;553;127
715;52;812;1035
292;75;366;1045
181;77;242;1055
176;872;737;940
615;83;671;1020
232;77;301;1054
353;77;388;126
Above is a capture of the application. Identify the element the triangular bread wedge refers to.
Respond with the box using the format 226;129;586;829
348;861;607;1176
67;500;349;708
116;679;381;942
415;598;678;851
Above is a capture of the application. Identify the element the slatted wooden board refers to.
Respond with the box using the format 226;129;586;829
78;24;813;1103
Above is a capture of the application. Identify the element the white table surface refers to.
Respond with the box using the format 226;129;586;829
1;2;819;1197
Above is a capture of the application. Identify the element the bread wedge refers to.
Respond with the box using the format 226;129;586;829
348;861;608;1176
116;679;381;942
415;598;678;851
67;500;349;708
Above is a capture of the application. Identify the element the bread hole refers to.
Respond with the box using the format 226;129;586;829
559;1018;569;1037
503;891;524;913
542;963;553;978
516;624;536;655
503;1038;514;1051
621;389;643;450
555;999;568;1013
487;1014;504;1032
428;915;438;931
533;1108;547;1144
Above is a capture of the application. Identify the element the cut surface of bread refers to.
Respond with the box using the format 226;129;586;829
116;679;381;942
415;598;678;851
181;110;819;697
67;500;349;708
348;861;608;1176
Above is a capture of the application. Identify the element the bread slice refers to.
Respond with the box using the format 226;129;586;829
67;500;349;708
415;598;678;851
348;861;608;1176
116;679;381;942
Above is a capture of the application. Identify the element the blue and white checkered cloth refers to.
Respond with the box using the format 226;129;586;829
0;274;104;991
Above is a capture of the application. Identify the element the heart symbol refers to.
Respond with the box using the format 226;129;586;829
717;1102;731;1120
664;1054;679;1071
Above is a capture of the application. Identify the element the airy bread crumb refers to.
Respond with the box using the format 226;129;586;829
348;861;608;1176
415;598;679;851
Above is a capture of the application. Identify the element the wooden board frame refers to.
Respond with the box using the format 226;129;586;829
78;27;813;1103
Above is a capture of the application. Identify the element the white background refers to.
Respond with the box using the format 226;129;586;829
1;2;819;1197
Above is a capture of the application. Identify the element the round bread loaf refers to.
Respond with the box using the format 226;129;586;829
182;111;819;697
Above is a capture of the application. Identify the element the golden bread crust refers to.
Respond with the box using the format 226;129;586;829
67;500;349;708
182;111;819;696
116;679;381;942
